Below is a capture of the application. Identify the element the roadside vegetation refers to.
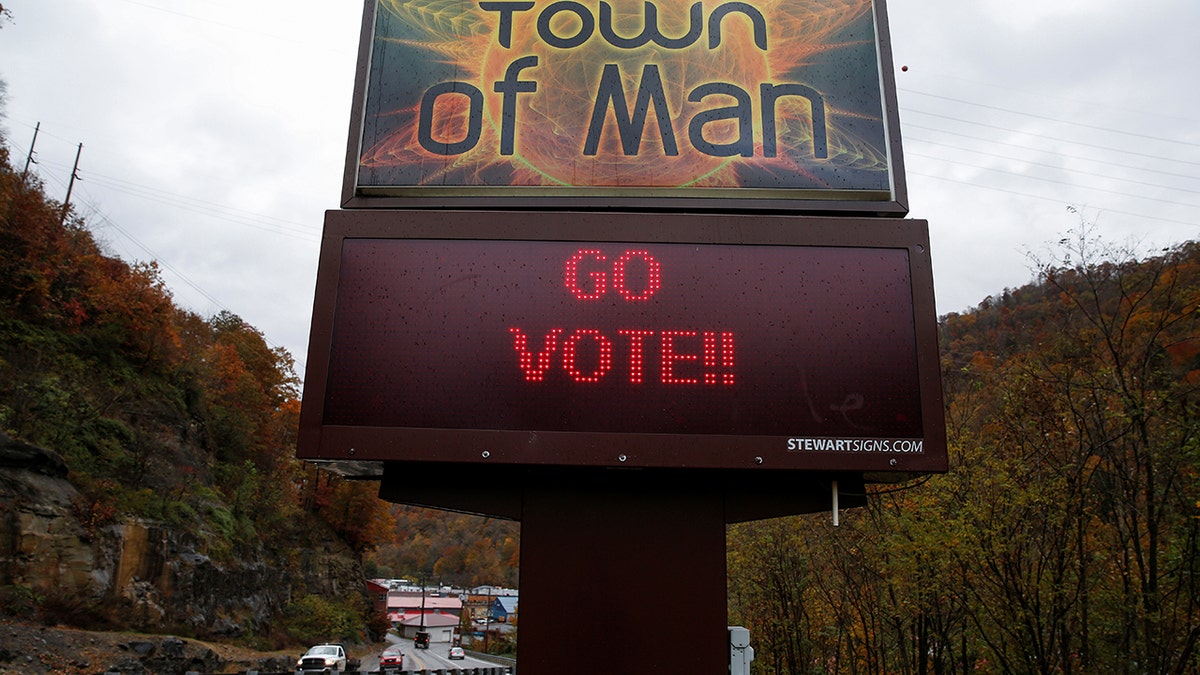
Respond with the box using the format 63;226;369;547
729;225;1200;673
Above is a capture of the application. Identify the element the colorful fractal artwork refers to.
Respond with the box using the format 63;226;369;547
355;0;893;195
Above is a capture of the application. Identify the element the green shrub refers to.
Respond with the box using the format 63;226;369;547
0;584;42;620
282;594;363;645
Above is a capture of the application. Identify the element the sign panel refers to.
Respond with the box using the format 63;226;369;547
343;0;907;212
298;210;946;474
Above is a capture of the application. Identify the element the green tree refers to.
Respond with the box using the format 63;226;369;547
283;594;364;644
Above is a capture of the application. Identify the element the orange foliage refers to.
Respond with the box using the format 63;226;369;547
309;473;396;553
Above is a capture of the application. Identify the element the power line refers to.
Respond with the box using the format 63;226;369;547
81;199;305;369
904;135;1200;196
901;122;1200;182
907;170;1197;229
901;88;1200;148
906;151;1198;210
91;211;228;311
79;173;320;242
901;108;1200;168
896;71;1200;127
24;151;321;242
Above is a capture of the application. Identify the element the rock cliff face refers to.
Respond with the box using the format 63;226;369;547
0;433;364;638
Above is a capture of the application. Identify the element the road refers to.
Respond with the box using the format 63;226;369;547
406;645;492;671
358;634;501;673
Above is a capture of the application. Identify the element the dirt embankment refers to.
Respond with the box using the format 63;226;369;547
0;619;329;674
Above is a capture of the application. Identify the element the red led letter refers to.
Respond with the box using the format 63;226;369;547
562;329;613;383
613;250;661;302
661;330;699;384
510;327;563;381
720;331;735;385
704;331;736;385
565;249;607;300
618;329;655;383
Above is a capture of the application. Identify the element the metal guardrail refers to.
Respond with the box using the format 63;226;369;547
376;646;515;675
197;652;516;675
462;648;517;670
236;662;513;667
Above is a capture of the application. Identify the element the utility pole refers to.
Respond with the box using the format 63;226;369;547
484;587;492;652
21;122;39;181
59;142;82;226
414;577;428;649
420;580;426;631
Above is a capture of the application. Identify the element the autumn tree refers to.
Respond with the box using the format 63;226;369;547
727;225;1200;674
728;517;822;673
0;139;401;640
366;505;520;588
1024;224;1200;671
307;473;396;553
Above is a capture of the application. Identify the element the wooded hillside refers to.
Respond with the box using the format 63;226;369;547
0;138;521;642
0;141;401;642
728;228;1200;673
366;506;520;589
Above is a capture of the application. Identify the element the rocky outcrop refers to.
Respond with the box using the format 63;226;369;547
0;435;101;602
0;433;365;638
100;636;225;675
0;433;68;477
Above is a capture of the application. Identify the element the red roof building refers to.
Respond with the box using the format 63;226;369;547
387;591;463;617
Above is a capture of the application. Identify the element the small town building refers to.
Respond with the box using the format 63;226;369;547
366;579;390;618
387;591;463;620
464;586;519;623
395;611;461;645
490;596;518;623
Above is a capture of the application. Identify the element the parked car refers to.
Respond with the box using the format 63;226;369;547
448;646;465;660
296;643;360;673
378;645;404;674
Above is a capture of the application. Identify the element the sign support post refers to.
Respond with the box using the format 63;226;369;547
376;464;869;674
518;483;727;674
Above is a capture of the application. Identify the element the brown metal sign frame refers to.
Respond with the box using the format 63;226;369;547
297;209;946;478
304;4;939;670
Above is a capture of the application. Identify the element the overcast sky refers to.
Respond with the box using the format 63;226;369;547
1;0;1196;378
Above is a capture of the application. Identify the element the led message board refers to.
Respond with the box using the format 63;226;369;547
342;0;907;212
298;210;947;474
